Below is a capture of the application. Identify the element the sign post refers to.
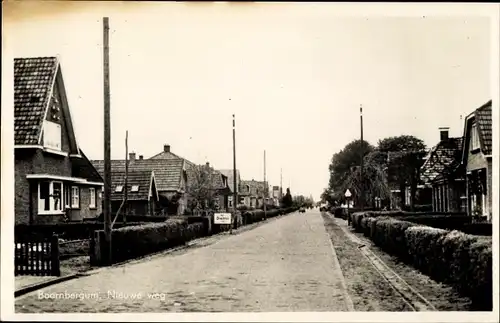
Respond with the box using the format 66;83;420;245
345;189;352;225
214;213;232;230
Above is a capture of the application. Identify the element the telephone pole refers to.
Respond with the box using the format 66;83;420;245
360;104;365;211
263;150;267;220
232;113;237;234
103;17;112;264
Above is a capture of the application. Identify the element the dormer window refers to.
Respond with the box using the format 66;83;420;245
115;185;123;193
131;185;139;192
42;120;61;151
470;123;480;152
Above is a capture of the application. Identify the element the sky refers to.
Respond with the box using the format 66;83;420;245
2;2;494;201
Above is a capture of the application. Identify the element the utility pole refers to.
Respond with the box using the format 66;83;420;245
124;130;128;224
103;17;112;264
232;114;237;234
360;104;365;211
263;150;267;220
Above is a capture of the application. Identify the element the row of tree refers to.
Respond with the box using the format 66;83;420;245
322;135;428;211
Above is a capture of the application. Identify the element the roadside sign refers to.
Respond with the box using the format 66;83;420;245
214;213;232;224
344;189;352;198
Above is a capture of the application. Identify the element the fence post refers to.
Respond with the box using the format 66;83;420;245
51;234;61;276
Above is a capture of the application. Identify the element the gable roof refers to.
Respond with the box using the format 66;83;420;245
14;57;58;145
421;137;464;185
109;170;157;201
219;169;240;193
475;101;492;155
149;147;196;167
91;159;185;192
462;100;493;162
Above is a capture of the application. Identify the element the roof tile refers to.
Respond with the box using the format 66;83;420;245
14;57;58;145
91;159;184;192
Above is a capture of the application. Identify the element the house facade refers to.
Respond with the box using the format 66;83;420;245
461;100;493;221
109;170;160;217
420;127;465;213
185;163;231;212
14;57;103;225
219;169;241;209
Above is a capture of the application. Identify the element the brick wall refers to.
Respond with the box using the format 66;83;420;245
15;150;34;224
70;185;102;221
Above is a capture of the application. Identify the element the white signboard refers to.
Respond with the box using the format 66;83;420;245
214;213;232;224
344;189;352;198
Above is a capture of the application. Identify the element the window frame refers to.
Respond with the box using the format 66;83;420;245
131;185;140;192
71;186;80;209
42;120;62;151
470;123;481;152
89;187;96;209
115;185;124;193
38;180;64;215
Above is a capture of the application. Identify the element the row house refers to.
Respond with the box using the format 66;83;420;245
14;57;104;225
462;100;493;221
421;127;465;213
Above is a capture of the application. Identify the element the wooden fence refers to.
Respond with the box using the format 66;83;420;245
15;234;60;276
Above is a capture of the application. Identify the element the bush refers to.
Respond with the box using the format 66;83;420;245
110;220;189;263
360;216;493;311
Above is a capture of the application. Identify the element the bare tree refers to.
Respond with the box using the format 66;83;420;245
186;164;220;215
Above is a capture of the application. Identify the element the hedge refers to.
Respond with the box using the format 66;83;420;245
108;220;204;263
15;222;152;240
350;213;492;310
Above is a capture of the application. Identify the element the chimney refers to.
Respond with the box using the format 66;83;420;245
439;127;450;141
164;144;170;153
129;152;136;161
206;162;210;167
139;155;143;160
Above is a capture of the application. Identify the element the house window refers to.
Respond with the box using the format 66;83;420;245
42;120;62;150
115;185;123;193
71;186;80;208
131;185;139;192
38;181;63;214
228;196;233;208
89;188;96;208
470;123;480;151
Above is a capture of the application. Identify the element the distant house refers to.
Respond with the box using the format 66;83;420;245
109;170;160;217
241;180;267;208
92;154;188;215
421;127;465;213
14;57;104;225
219;169;241;208
186;162;231;212
461;100;493;221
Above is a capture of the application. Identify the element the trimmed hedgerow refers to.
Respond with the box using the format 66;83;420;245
351;213;492;311
109;220;199;263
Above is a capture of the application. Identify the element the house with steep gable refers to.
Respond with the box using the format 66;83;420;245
219;169;241;208
461;100;493;221
421;127;465;213
109;169;160;216
14;57;104;225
